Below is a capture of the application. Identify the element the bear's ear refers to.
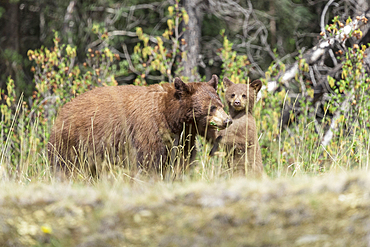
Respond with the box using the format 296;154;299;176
207;74;218;90
223;77;234;89
250;79;262;94
174;77;189;94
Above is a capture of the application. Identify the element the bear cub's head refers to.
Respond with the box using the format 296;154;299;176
174;75;232;134
223;78;262;118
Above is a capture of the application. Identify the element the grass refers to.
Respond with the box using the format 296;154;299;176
1;171;370;246
1;79;369;182
0;96;369;246
0;97;370;246
1;35;370;245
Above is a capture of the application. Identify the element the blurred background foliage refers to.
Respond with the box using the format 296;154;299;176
1;0;365;98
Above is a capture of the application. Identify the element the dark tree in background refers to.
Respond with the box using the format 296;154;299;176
181;0;202;81
0;0;21;92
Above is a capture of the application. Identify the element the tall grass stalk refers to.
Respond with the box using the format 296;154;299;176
0;94;23;180
244;80;250;177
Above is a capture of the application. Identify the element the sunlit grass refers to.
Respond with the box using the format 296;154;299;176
1;87;369;185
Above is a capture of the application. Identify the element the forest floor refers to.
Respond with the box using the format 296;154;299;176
1;171;370;246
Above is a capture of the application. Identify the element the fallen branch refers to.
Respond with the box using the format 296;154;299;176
262;11;370;96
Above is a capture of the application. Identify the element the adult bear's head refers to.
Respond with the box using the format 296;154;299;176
173;75;232;136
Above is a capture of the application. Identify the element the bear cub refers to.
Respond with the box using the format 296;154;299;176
210;77;263;177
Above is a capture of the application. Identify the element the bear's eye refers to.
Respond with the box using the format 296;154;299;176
231;94;235;98
210;106;217;112
242;94;247;98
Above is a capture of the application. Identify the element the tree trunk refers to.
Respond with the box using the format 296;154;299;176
1;1;20;53
0;0;20;88
63;1;76;45
182;0;202;82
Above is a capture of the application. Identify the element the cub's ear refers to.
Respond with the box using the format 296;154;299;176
223;77;234;89
174;77;189;93
250;79;262;94
207;74;218;90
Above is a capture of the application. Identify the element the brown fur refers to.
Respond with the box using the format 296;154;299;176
48;75;232;175
210;78;263;177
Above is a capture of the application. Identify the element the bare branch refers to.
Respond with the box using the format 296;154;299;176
263;11;369;96
122;43;139;75
321;90;353;147
107;30;137;37
320;0;336;39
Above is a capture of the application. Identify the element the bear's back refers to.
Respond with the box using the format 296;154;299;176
50;84;171;164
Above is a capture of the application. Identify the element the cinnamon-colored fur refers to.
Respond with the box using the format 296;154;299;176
48;75;231;175
210;78;263;177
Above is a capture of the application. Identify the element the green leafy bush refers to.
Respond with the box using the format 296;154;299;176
0;32;119;181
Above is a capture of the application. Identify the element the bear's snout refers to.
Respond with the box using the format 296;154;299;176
223;118;233;128
234;99;241;106
208;107;232;130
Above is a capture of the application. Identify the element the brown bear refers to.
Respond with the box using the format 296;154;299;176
48;75;232;175
210;77;263;177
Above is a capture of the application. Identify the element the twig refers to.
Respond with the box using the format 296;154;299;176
122;43;139;75
320;0;335;39
0;94;24;177
107;30;137;37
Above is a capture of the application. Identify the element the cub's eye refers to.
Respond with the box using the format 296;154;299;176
231;94;235;98
210;106;217;112
242;94;246;98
